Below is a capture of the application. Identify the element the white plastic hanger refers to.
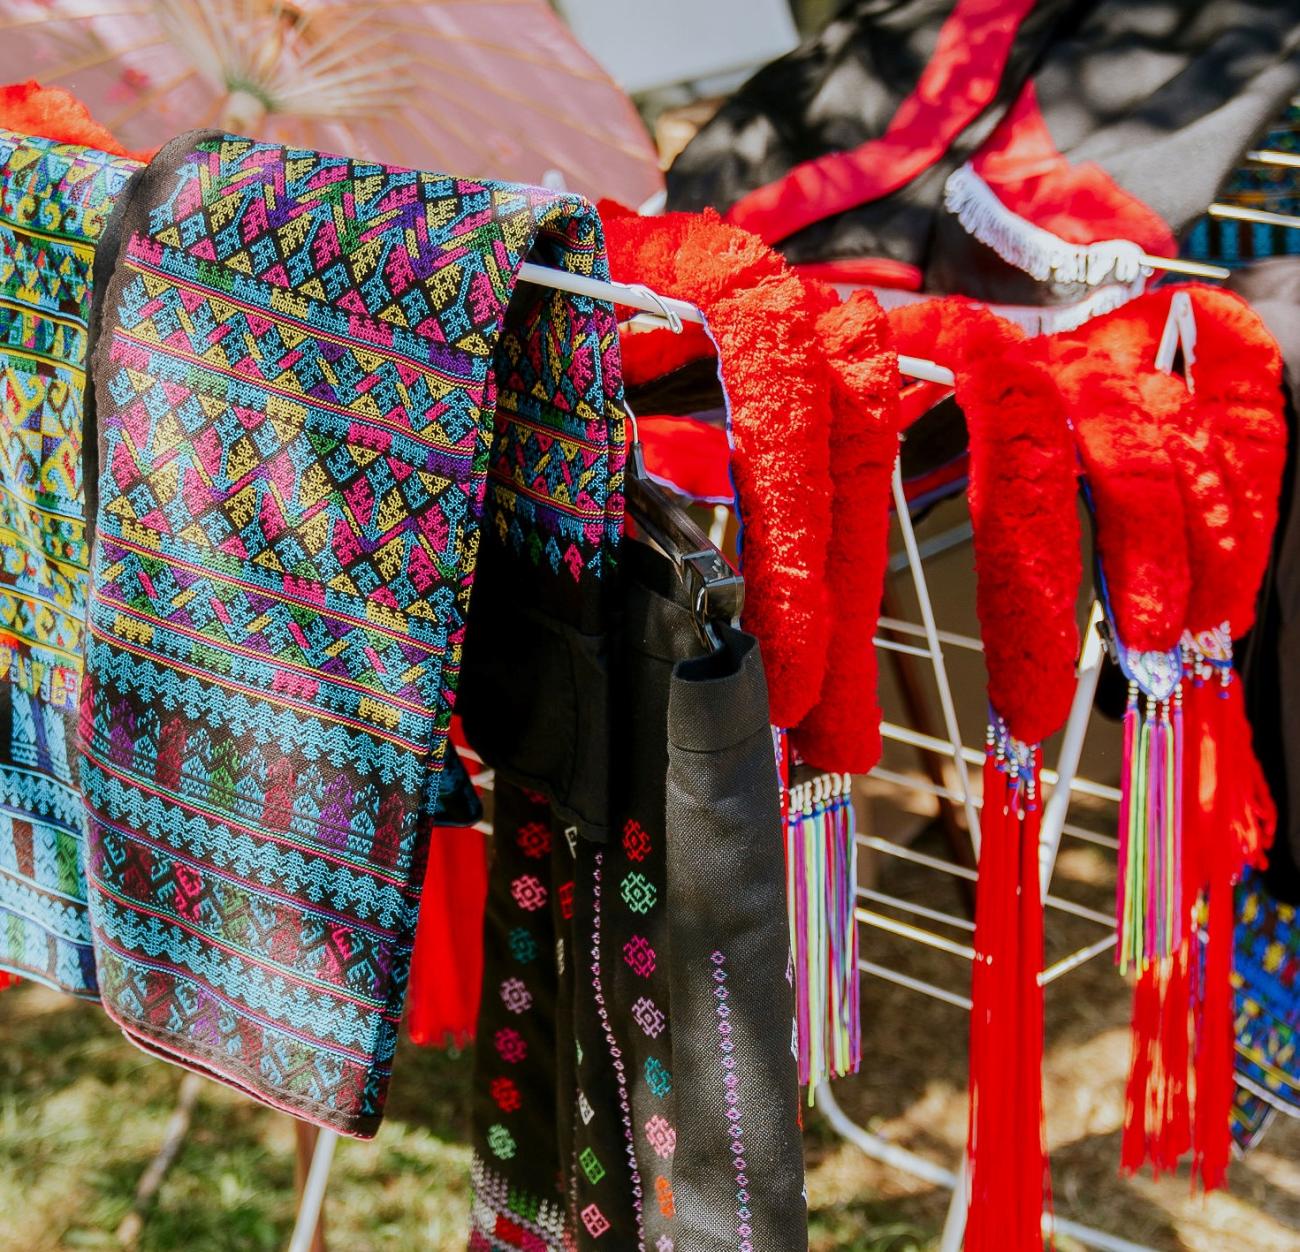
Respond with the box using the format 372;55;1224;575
516;262;958;385
1154;288;1197;389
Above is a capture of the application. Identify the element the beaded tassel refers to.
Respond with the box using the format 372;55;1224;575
785;771;860;1093
1118;686;1183;975
1121;629;1275;1188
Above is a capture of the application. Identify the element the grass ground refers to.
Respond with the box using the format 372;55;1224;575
5;498;1299;1249
6;865;1300;1252
0;981;931;1251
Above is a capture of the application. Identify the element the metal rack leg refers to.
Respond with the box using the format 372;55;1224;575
890;463;982;848
287;1127;338;1252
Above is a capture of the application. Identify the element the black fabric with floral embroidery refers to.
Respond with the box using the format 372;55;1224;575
469;543;806;1251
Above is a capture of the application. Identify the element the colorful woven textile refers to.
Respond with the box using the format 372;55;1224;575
1232;872;1300;1148
80;131;626;1136
0;127;137;996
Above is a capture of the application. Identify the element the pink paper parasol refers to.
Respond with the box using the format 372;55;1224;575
0;0;663;204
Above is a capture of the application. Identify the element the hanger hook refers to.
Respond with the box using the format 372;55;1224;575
628;283;684;335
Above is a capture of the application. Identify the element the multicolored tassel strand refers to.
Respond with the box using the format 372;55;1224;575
1118;626;1276;1188
785;770;861;1092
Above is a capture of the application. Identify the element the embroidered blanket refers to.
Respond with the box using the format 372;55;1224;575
0;128;138;996
1232;873;1300;1148
80;131;626;1136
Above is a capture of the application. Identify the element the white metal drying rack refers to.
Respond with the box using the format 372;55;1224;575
283;254;1184;1252
814;461;1152;1252
283;136;1300;1252
284;263;968;1252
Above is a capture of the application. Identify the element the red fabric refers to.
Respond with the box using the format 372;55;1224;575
0;81;148;160
899;379;956;429
1014;768;1048;1248
790;286;904;771
1048;285;1286;643
406;723;489;1050
619;323;714;387
725;0;1039;246
794;259;924;291
889;300;1081;745
406;825;488;1049
633;414;733;504
601;202;836;729
972;82;1177;257
967;755;1049;1252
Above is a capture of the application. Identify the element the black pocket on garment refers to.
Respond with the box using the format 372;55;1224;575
459;587;611;842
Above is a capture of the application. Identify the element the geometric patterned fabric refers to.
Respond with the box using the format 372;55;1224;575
1231;872;1300;1149
0;128;138;996
80;131;626;1136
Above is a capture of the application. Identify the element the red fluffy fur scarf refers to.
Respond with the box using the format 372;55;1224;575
1046;286;1285;1189
0;81;149;160
600;207;906;768
790;282;905;771
890;299;1081;1252
600;203;835;730
890;301;1081;742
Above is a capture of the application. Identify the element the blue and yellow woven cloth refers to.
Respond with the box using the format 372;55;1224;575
80;131;626;1136
1231;872;1300;1148
0;128;137;996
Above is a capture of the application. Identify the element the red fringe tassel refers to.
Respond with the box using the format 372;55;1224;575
1121;663;1275;1189
969;743;1049;1252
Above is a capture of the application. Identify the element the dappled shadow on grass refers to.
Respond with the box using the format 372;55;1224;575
0;984;478;1251
0;985;142;1105
808;1197;933;1252
0;986;301;1251
58;1114;292;1252
383;1031;474;1140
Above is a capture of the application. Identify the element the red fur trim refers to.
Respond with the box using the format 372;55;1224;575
1178;287;1285;635
0;81;146;160
1050;285;1286;639
602;208;835;728
791;286;905;771
890;301;1081;745
1042;324;1190;651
